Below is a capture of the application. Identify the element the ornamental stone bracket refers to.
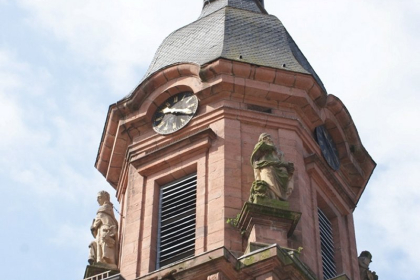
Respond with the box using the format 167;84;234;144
236;202;301;252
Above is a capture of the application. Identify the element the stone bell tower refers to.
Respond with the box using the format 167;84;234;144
93;0;376;279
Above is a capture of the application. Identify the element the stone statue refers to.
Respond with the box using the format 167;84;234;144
88;190;118;270
250;133;294;202
358;251;378;280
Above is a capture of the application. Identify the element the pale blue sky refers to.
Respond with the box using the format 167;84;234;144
1;1;419;280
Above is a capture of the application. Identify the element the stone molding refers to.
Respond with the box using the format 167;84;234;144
329;274;351;280
132;245;316;280
304;153;356;213
130;128;217;176
96;58;375;209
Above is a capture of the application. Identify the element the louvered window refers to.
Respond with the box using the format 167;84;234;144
157;174;197;269
318;208;337;279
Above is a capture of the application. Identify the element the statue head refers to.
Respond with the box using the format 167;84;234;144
359;251;373;268
258;132;273;142
259;133;274;145
97;190;111;206
360;251;373;261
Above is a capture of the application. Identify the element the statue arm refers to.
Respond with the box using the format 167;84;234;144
90;215;103;237
251;141;271;166
250;142;261;165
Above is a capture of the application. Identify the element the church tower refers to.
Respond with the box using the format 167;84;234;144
93;1;376;279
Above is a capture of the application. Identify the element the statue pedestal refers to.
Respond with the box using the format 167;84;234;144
83;265;120;280
237;201;301;253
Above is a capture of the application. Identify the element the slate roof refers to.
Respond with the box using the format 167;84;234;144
140;0;326;93
200;0;264;18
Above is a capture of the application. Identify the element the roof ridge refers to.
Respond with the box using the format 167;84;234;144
251;0;268;14
200;0;265;19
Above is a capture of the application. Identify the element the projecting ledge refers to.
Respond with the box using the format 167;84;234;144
238;244;317;280
237;202;301;246
83;265;121;280
134;245;316;280
130;128;217;176
328;274;351;280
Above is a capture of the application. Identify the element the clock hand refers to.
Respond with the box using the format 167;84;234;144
162;107;193;114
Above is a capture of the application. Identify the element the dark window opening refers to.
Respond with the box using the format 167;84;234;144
247;104;272;114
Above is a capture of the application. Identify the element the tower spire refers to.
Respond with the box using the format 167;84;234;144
94;1;377;280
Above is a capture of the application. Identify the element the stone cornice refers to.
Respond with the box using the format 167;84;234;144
132;245;317;280
96;59;375;207
130;128;217;177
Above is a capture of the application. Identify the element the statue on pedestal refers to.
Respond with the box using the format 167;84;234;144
250;133;294;202
88;190;118;270
358;251;378;280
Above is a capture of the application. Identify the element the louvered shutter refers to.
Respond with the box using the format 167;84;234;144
318;208;337;279
157;174;197;268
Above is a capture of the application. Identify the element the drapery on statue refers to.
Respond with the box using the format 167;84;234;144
88;191;118;270
358;251;378;280
250;133;295;202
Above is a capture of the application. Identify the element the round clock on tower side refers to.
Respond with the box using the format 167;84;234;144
152;92;199;135
315;125;340;171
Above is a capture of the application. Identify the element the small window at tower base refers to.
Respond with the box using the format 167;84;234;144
157;174;197;269
247;104;272;114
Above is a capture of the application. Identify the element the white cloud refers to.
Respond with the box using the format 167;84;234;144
0;93;26;146
0;49;50;150
51;223;92;248
356;166;420;277
0;46;108;202
16;0;202;93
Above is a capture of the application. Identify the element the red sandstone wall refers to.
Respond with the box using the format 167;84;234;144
102;60;369;280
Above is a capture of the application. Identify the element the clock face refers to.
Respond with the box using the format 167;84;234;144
315;125;340;171
152;92;199;135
